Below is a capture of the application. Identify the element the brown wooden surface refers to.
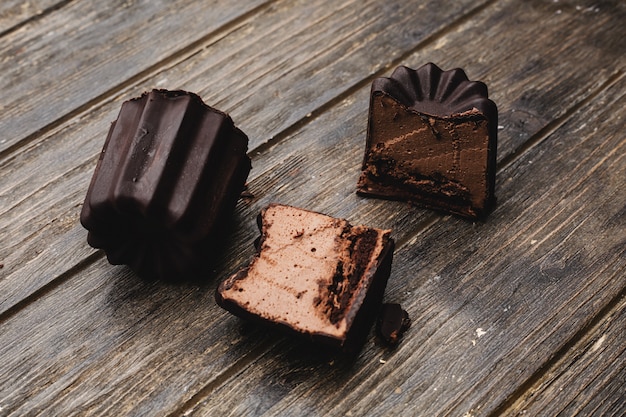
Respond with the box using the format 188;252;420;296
0;0;66;35
1;0;624;416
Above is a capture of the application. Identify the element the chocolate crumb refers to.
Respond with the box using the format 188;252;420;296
377;303;411;346
240;185;254;199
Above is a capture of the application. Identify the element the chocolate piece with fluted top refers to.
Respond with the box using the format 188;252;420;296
357;63;498;219
80;89;251;281
216;204;395;352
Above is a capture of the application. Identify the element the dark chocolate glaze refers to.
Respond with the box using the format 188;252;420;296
340;238;394;353
371;63;497;123
80;89;251;281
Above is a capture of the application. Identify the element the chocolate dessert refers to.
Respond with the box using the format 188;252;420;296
357;63;498;219
80;89;251;281
216;204;394;352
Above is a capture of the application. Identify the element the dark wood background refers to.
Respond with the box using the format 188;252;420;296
1;0;624;415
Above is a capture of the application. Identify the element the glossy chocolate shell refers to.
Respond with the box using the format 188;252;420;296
80;90;251;281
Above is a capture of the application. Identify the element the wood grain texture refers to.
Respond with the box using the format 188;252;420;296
0;259;274;416
0;0;66;35
0;0;489;315
0;0;269;154
0;0;624;415
183;71;626;417
504;294;626;416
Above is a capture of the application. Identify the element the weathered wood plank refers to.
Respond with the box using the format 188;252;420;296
0;0;490;314
0;0;624;415
1;0;617;317
0;260;274;416
0;0;269;154
185;74;626;417
1;27;624;417
504;294;626;416
0;0;66;36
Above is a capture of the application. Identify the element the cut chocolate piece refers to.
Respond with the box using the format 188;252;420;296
357;63;498;219
80;89;251;282
377;303;411;346
216;204;394;352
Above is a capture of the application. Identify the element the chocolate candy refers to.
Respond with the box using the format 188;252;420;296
357;63;498;219
80;89;251;281
216;204;394;352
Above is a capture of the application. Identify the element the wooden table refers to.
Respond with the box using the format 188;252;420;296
1;0;624;415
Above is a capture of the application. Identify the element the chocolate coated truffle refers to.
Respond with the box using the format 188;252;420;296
80;89;251;281
357;63;498;219
216;204;394;352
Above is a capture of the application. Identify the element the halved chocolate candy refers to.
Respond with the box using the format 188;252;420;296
357;63;498;219
216;204;394;352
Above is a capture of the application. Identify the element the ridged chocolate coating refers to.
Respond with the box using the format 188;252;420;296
80;90;251;281
371;63;497;123
358;63;498;219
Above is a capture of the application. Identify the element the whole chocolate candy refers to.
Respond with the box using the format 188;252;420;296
81;90;251;282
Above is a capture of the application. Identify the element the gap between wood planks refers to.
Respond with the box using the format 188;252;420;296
0;0;279;162
165;338;278;417
1;1;622;413
489;283;626;417
497;70;625;170
0;251;102;323
0;0;75;39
